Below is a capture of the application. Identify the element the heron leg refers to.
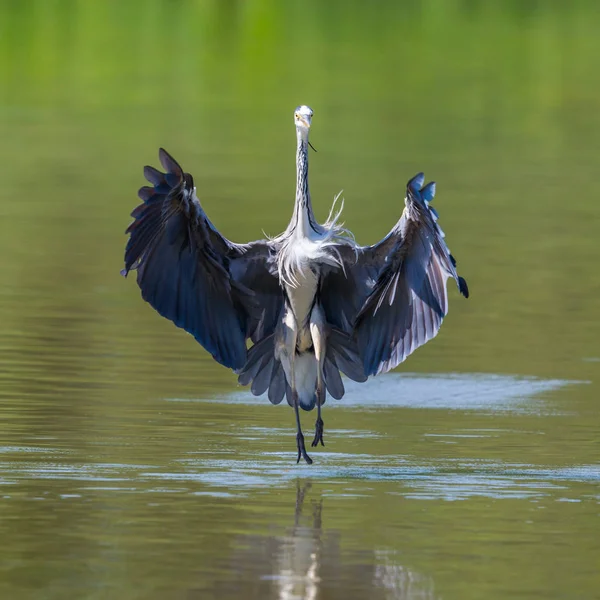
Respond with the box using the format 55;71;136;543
279;310;312;465
310;307;326;448
311;406;324;448
294;392;312;465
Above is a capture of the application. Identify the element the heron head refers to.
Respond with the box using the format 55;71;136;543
294;105;313;134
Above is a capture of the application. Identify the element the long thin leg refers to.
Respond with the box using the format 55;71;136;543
311;401;324;447
294;391;312;464
310;307;326;448
279;309;312;465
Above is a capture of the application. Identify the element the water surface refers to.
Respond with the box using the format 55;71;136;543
1;2;599;599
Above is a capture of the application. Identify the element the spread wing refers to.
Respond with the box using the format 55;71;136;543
320;173;468;378
123;148;283;371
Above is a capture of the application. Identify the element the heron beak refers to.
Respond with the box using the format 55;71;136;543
299;117;311;129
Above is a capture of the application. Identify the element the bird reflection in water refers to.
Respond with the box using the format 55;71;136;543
271;481;323;600
208;481;439;600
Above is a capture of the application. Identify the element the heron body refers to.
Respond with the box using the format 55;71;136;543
123;105;469;464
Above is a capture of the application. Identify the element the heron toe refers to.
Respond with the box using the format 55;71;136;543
311;417;325;447
296;432;313;465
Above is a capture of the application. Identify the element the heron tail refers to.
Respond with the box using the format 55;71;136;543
239;336;318;410
239;329;366;410
284;353;318;411
237;335;286;405
290;329;367;409
284;329;369;407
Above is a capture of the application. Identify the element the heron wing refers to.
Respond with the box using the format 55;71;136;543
123;148;282;371
319;250;373;334
317;246;374;386
318;210;415;337
353;173;468;376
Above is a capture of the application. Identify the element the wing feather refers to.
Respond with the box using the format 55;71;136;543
354;173;468;376
123;148;282;371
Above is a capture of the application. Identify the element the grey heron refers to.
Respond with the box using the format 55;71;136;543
123;105;469;464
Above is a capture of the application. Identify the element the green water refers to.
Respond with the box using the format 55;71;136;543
1;1;599;598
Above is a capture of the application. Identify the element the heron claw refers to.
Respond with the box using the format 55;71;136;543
296;432;313;465
311;417;325;447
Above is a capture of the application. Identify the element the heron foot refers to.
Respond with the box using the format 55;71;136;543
296;432;313;465
311;417;325;447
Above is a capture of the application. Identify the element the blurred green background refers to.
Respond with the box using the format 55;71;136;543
0;1;599;599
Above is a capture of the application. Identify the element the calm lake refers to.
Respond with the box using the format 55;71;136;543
1;1;599;598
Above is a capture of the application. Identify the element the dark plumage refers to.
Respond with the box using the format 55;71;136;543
123;108;468;464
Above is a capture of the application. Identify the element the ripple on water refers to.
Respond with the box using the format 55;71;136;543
0;373;594;502
140;455;600;501
1;451;598;502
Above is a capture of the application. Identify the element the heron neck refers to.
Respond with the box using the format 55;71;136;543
293;134;315;236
